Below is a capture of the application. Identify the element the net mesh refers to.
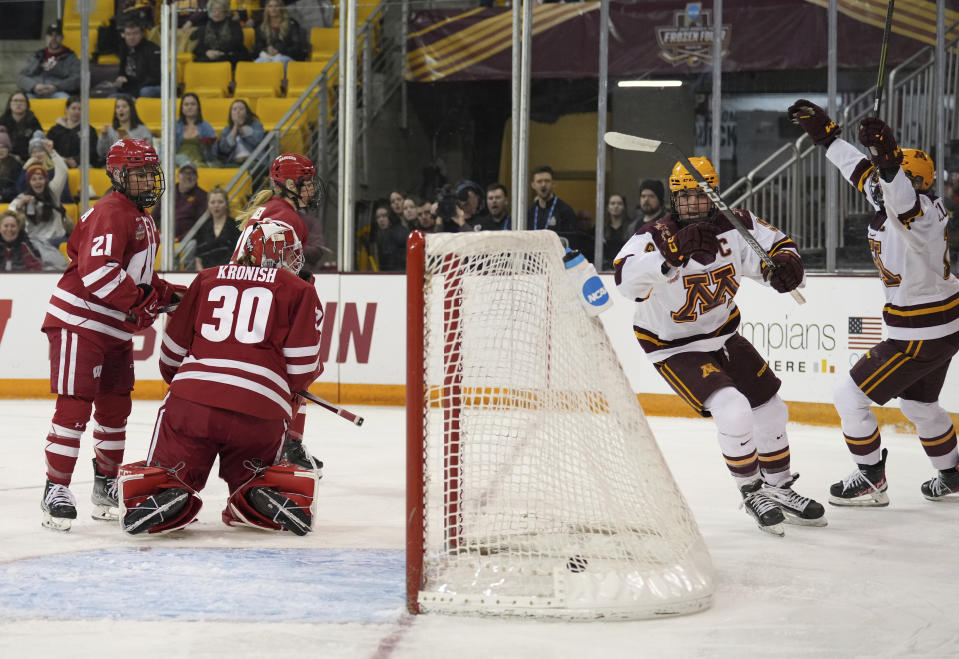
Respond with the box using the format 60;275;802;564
414;231;714;619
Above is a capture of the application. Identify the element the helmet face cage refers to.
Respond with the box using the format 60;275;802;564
669;157;719;223
270;153;323;210
901;148;934;191
112;165;165;209
240;221;303;273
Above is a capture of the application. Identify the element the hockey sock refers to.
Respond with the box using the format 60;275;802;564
92;392;131;476
900;399;959;472
46;395;92;485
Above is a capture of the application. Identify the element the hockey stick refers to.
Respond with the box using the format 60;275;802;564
604;132;806;304
297;390;365;426
872;0;896;118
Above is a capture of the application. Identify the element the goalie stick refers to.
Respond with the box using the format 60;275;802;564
297;390;365;426
603;132;806;305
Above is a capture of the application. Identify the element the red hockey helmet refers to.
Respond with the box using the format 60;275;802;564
234;220;303;273
105;138;165;209
270;153;321;210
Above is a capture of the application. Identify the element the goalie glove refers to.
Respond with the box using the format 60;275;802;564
765;252;804;294
858;117;903;180
788;99;841;147
661;222;721;268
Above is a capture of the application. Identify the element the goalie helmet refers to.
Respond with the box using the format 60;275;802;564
669;157;719;223
901;148;934;192
270;153;321;210
105;138;165;209
234;220;303;273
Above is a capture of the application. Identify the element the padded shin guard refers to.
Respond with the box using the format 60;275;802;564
223;462;319;533
752;396;791;486
705;387;759;482
118;461;203;535
46;395;93;485
900;399;959;471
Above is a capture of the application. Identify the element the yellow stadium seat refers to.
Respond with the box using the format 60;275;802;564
177;52;195;86
242;26;255;51
233;62;284;100
89;98;117;130
310;27;338;62
31;98;65;131
183;61;232;98
286;60;326;98
0;203;10;215
136;97;163;135
87;168;114;198
196;167;253;213
202;97;249;135
255;97;297;133
62;0;114;29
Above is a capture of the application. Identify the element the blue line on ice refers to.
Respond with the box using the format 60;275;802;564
0;548;405;622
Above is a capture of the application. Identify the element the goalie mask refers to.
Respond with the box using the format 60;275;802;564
901;148;934;192
105;138;165;209
669;157;719;223
233;220;303;273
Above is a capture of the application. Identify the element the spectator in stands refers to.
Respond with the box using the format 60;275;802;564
97;96;153;162
10;155;71;270
114;22;162;98
415;202;440;233
456;180;489;228
0;209;43;272
0;91;43;162
0;128;22;202
634;178;666;231
18;22;80;100
478;182;510;231
193;186;240;269
253;0;307;69
371;199;408;271
46;95;99;168
176;93;217;166
603;193;633;270
389;190;405;221
152;159;208;241
17;131;72;203
193;0;249;65
401;196;420;229
215;100;264;165
527;165;576;233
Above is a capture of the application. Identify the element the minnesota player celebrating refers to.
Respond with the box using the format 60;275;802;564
233;152;323;473
119;219;324;535
613;156;825;536
40;138;184;531
790;99;959;505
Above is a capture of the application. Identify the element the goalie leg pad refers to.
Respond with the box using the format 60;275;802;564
222;462;319;534
118;461;203;535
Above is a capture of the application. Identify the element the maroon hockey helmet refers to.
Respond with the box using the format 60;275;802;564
235;219;304;274
105;138;165;209
270;153;321;210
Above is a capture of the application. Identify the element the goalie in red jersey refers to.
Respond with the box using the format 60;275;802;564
39;138;185;532
118;219;324;536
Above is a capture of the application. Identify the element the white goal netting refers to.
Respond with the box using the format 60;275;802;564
407;230;714;619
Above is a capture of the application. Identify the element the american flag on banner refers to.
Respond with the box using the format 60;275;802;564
848;316;883;349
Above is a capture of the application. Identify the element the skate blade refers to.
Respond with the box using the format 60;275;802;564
828;491;889;507
923;493;959;502
758;521;785;537
42;513;73;532
91;503;119;521
781;510;828;527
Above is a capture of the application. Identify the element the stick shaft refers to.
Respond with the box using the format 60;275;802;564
873;0;896;116
297;390;365;426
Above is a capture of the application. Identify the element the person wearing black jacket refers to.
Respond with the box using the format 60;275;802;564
114;23;162;97
193;0;249;65
0;91;43;161
253;0;307;66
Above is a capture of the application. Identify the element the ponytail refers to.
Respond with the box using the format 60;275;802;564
235;189;275;231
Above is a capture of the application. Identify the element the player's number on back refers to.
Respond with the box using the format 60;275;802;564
201;285;273;344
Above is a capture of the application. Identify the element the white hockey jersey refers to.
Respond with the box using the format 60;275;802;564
826;138;959;340
613;211;800;361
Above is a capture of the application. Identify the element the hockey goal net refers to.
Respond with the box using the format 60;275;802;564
406;230;714;619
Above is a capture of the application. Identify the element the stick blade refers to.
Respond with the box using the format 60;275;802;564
603;132;662;153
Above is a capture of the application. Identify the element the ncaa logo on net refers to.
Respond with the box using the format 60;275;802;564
582;278;609;306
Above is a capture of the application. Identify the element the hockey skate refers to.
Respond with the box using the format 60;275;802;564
41;480;78;531
281;435;323;478
247;486;312;536
762;473;827;526
91;458;119;521
740;479;785;537
829;449;889;506
920;468;959;501
123;487;191;534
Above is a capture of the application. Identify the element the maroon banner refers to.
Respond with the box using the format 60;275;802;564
405;0;936;83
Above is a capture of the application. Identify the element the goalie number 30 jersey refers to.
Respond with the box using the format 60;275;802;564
613;211;800;361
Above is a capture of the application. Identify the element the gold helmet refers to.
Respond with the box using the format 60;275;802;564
669;157;719;192
901;148;934;191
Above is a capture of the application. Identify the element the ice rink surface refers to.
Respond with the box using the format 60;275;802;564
1;399;956;658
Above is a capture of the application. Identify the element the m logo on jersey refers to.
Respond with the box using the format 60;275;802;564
671;264;739;322
700;363;719;378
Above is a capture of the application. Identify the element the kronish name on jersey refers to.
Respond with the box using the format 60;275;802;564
216;265;280;283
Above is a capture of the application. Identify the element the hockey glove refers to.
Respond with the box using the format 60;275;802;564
662;222;721;268
159;282;187;314
129;284;160;329
858;117;903;179
766;252;804;293
788;99;841;147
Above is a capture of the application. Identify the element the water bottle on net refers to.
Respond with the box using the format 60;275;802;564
563;248;613;316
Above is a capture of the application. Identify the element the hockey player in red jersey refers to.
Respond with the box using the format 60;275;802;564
233;152;323;473
39;138;185;531
612;156;826;536
790;100;959;505
118;219;324;535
